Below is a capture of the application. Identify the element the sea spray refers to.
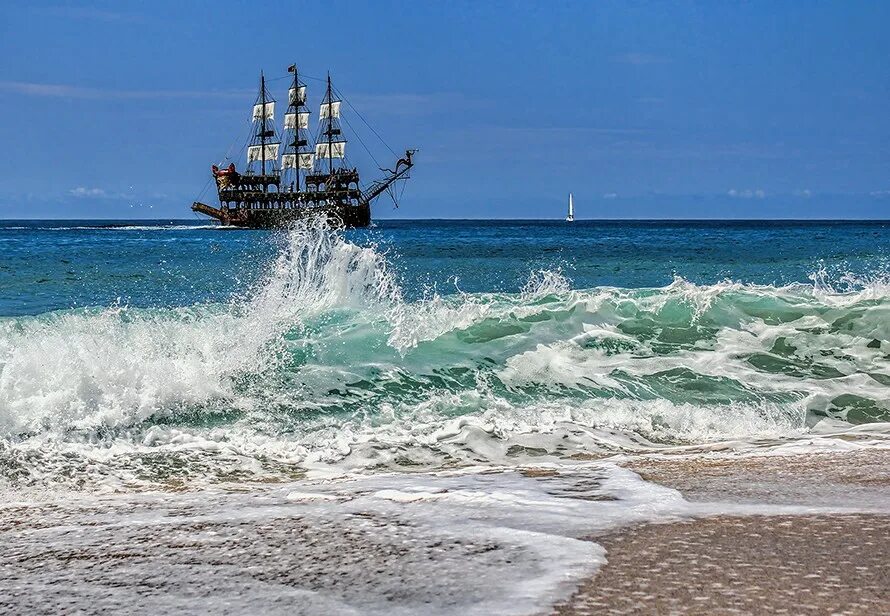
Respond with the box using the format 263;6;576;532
0;218;398;435
521;269;572;300
0;220;889;488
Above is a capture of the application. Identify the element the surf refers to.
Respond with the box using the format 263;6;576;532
0;220;888;488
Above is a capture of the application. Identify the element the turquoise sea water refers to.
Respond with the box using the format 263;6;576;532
1;219;888;488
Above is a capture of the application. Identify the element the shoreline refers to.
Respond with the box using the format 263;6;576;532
2;448;889;615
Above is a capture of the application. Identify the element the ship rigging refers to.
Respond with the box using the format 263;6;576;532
192;64;415;228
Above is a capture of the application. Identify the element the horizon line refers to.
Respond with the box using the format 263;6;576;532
2;217;889;223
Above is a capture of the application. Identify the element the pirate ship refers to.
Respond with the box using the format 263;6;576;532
191;65;415;228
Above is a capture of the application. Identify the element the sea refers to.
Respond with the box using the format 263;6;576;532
2;218;889;614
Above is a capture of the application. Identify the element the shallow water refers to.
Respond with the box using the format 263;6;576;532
5;462;886;616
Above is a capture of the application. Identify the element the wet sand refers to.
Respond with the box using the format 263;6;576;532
626;448;890;504
0;500;531;615
554;449;890;615
553;514;890;616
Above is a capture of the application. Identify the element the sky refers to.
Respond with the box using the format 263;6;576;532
0;0;888;219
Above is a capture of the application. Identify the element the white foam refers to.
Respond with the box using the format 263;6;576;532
1;224;889;488
521;268;572;299
5;463;888;615
0;219;400;435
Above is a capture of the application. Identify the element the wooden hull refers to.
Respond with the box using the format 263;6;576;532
192;202;371;229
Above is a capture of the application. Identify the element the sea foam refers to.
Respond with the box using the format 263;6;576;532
1;220;889;487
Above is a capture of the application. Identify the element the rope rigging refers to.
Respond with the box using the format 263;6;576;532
332;85;398;158
191;67;414;225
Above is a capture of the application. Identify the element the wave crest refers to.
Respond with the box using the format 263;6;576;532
1;223;889;487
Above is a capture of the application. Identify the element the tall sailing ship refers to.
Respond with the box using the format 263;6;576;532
192;64;415;228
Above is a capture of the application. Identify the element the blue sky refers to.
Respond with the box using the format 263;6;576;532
1;0;888;219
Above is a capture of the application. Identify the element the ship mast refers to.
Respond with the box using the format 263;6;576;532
260;72;267;181
282;63;311;192
326;73;334;176
247;72;279;188
315;73;346;179
193;64;416;226
292;65;302;191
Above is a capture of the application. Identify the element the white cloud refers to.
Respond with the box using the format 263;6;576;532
69;187;106;197
0;81;251;100
728;189;766;199
793;189;812;198
602;193;619;199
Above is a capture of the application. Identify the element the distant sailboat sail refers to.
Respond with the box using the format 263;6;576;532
566;192;575;222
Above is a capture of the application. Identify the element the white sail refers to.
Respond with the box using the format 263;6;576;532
315;141;346;159
247;143;280;163
282;152;314;170
566;192;575;222
288;85;306;105
298;152;314;169
319;100;341;119
251;102;275;121
284;111;310;130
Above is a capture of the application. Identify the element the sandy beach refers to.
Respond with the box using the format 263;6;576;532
553;514;890;615
552;449;890;615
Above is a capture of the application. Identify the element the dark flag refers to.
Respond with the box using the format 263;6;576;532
287;64;296;73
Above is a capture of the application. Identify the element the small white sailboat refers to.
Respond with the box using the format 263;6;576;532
565;192;575;222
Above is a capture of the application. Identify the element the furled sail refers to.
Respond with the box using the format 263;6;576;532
252;102;275;121
247;143;280;162
284;111;310;130
288;85;307;105
315;142;346;159
319;100;341;119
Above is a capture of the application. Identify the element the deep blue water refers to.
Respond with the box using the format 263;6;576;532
2;219;888;316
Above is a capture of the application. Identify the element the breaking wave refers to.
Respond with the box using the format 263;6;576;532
1;220;889;488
